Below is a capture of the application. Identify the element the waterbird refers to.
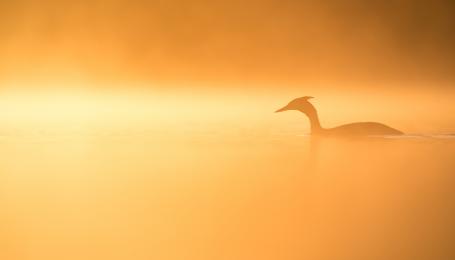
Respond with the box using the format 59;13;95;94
275;96;403;136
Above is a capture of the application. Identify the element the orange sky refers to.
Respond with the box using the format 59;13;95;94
0;0;454;133
0;0;454;88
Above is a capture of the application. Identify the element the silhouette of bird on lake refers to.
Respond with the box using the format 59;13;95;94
275;96;403;136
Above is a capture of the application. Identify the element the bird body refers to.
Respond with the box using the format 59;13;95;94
276;96;403;136
323;122;403;136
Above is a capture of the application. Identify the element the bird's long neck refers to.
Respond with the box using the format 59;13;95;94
299;103;323;134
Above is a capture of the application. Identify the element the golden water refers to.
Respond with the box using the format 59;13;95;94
0;89;454;259
1;129;454;260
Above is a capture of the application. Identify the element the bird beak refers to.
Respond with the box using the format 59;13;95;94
275;105;289;113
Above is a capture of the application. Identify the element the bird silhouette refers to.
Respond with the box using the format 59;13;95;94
275;96;403;136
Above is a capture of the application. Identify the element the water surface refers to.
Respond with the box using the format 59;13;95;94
1;130;454;260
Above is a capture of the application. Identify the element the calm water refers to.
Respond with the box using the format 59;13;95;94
1;130;454;260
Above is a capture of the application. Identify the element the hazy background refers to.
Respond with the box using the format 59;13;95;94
0;0;454;86
0;0;455;133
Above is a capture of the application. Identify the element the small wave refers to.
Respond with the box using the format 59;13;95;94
428;134;455;139
375;134;455;139
273;133;455;140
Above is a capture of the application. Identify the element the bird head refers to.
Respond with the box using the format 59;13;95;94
275;96;314;113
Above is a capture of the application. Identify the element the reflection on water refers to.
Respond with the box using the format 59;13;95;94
1;130;454;260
